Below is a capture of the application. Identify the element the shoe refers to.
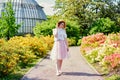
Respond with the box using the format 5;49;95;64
56;72;61;76
59;71;62;75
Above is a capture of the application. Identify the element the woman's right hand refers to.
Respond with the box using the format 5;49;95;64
53;28;58;37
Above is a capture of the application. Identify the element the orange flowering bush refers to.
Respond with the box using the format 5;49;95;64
105;33;120;48
81;33;120;74
104;53;120;68
80;33;106;54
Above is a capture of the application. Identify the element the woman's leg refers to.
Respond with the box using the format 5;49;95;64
56;59;63;75
56;60;60;75
59;59;63;72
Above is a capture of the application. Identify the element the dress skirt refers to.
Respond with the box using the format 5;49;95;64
50;40;69;60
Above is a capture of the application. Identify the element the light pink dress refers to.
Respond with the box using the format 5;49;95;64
50;28;69;60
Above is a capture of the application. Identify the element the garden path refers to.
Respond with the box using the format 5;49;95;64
21;47;103;80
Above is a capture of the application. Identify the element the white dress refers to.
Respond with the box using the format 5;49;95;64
50;28;69;60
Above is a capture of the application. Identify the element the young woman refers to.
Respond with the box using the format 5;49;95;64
50;20;69;76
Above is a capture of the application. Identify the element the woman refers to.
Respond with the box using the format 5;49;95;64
50;20;69;76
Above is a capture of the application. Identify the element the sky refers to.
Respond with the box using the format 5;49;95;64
36;0;56;15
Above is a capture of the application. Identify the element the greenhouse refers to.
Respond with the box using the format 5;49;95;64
0;0;46;33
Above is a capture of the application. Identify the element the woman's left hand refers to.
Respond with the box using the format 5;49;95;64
67;48;69;52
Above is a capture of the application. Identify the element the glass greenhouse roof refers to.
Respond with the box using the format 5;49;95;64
0;0;47;33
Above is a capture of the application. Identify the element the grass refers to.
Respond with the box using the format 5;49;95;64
0;58;42;80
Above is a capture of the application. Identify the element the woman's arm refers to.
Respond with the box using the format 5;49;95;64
65;38;69;51
53;28;58;37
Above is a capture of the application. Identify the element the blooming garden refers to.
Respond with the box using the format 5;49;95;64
0;34;54;79
80;33;120;79
0;0;120;79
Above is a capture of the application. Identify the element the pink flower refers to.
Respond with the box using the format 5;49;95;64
105;53;120;68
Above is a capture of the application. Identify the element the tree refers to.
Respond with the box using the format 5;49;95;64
54;0;103;36
54;0;120;36
0;1;20;40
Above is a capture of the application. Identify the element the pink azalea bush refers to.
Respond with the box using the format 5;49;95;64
104;53;120;68
80;33;120;73
80;33;106;54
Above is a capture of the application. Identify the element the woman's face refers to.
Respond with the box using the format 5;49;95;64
59;23;65;28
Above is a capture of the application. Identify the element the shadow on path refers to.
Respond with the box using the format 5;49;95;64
21;76;48;80
21;72;101;80
63;72;101;76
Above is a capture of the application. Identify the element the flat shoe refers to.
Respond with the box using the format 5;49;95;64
56;73;61;76
59;71;62;75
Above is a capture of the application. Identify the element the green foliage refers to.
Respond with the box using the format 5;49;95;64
85;48;99;63
105;75;120;80
66;20;80;39
33;16;80;43
33;17;57;37
17;46;36;68
0;1;21;40
55;0;95;36
55;0;120;36
67;37;76;46
77;39;82;46
89;18;120;35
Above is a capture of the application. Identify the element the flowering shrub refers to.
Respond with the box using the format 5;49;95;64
40;35;54;50
104;53;120;68
105;74;120;80
85;48;100;63
96;44;116;62
17;46;36;68
0;39;6;46
9;34;54;57
81;33;120;74
80;33;106;54
0;42;19;76
105;33;120;48
0;34;54;76
67;37;76;46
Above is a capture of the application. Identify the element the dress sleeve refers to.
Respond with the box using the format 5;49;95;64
53;28;57;35
64;30;67;38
